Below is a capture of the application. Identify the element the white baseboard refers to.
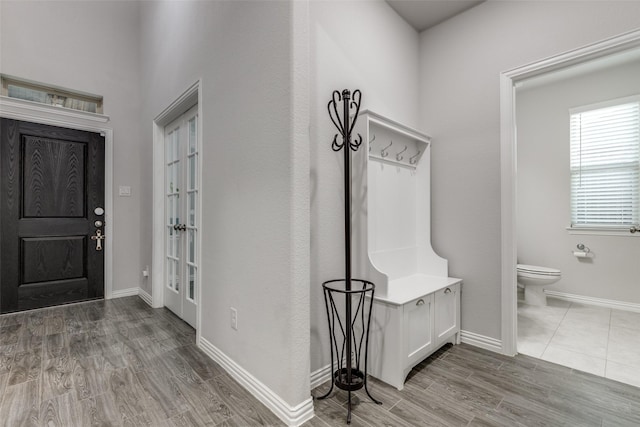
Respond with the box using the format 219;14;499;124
460;330;503;353
138;288;153;307
545;290;640;313
109;287;154;308
198;337;314;427
310;364;332;390
110;287;139;299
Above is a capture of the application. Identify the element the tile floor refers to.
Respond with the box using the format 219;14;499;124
517;293;640;388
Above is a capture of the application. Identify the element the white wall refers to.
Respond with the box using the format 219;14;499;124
310;0;420;373
0;0;143;293
419;1;640;341
517;58;640;304
138;0;310;410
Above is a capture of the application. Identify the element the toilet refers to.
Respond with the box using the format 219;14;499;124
517;264;561;306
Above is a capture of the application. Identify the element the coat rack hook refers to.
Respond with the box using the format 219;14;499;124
368;134;376;152
396;145;408;161
381;140;393;158
409;150;421;165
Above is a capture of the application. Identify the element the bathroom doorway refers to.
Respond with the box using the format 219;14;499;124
501;30;640;387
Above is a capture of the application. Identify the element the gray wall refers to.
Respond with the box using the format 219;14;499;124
138;1;310;407
517;59;640;304
309;0;421;373
1;0;311;410
419;1;640;341
0;0;143;293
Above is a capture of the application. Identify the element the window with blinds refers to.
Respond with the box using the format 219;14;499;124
570;97;640;229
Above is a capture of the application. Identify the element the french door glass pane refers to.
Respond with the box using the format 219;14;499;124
189;117;196;154
174;259;180;291
173;130;180;162
175;227;181;259
166;131;173;162
174;162;180;195
188;192;195;227
167;196;173;224
188;265;196;301
174;194;179;228
188;155;196;190
188;230;195;263
167;164;173;193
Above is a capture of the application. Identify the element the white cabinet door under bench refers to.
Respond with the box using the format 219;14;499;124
366;276;461;390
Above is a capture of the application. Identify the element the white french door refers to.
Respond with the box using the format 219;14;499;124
164;105;199;327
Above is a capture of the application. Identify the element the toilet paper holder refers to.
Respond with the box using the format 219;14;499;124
574;243;591;258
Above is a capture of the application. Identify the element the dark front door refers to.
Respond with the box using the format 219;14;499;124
0;119;105;313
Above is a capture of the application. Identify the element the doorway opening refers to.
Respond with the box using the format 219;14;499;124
501;30;640;386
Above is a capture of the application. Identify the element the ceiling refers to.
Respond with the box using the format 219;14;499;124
386;0;485;32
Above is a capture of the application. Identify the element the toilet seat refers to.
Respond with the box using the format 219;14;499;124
517;264;561;277
517;264;561;306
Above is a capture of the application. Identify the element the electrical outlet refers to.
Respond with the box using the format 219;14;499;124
230;307;238;330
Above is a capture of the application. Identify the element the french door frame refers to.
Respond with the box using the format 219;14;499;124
0;96;114;300
152;80;202;335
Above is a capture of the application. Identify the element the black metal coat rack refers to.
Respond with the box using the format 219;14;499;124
316;89;381;424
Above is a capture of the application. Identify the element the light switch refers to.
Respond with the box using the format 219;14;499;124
119;185;131;197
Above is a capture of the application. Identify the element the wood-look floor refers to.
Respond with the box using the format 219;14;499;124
309;343;640;427
2;297;640;427
0;296;283;427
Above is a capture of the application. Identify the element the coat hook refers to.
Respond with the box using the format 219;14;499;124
409;150;421;165
396;145;408;161
380;140;393;158
368;134;376;152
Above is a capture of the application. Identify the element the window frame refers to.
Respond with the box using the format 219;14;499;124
567;94;640;236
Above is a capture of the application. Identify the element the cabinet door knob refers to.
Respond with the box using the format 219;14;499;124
416;299;425;306
444;287;452;294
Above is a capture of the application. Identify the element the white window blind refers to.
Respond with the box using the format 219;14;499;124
570;98;640;228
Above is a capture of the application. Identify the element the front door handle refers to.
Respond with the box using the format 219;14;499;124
91;229;105;251
173;224;187;231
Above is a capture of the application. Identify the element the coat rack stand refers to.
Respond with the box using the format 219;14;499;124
316;89;381;424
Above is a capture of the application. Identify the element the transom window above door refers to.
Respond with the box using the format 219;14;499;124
1;74;103;114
